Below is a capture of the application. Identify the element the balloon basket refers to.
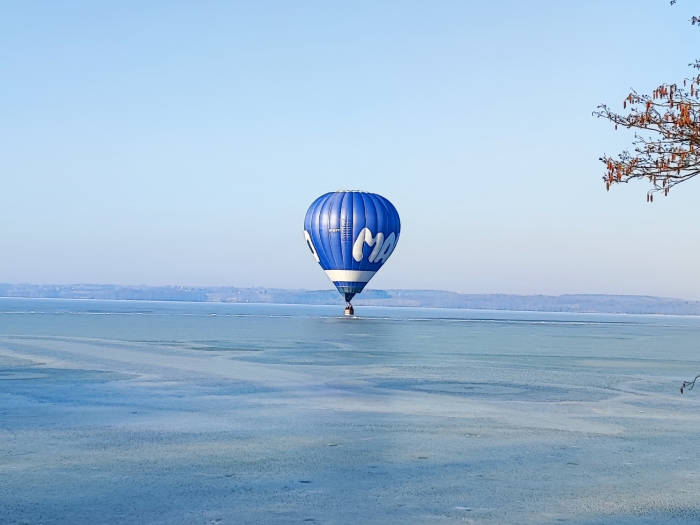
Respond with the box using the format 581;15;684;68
344;304;355;316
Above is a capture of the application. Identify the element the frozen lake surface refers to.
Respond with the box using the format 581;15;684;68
2;298;700;524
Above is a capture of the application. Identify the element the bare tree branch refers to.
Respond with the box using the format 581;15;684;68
681;374;700;393
596;2;700;200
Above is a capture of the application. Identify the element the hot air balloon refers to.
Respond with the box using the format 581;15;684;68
303;191;400;315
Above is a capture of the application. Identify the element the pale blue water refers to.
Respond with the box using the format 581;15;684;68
2;298;700;524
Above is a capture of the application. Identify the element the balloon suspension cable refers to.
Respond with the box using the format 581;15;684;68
681;374;700;394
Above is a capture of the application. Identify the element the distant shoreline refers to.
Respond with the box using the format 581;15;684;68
2;283;700;316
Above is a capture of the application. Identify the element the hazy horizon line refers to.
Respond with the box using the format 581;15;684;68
0;282;697;302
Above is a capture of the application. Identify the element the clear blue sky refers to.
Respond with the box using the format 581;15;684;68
2;1;700;298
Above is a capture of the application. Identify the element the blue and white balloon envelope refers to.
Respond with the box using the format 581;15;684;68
303;191;401;303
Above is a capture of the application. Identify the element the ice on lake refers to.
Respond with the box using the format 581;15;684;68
2;298;700;524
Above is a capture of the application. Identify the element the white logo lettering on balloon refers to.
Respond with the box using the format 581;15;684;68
352;228;396;264
304;230;320;262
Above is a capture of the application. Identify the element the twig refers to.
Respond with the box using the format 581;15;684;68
680;374;700;394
